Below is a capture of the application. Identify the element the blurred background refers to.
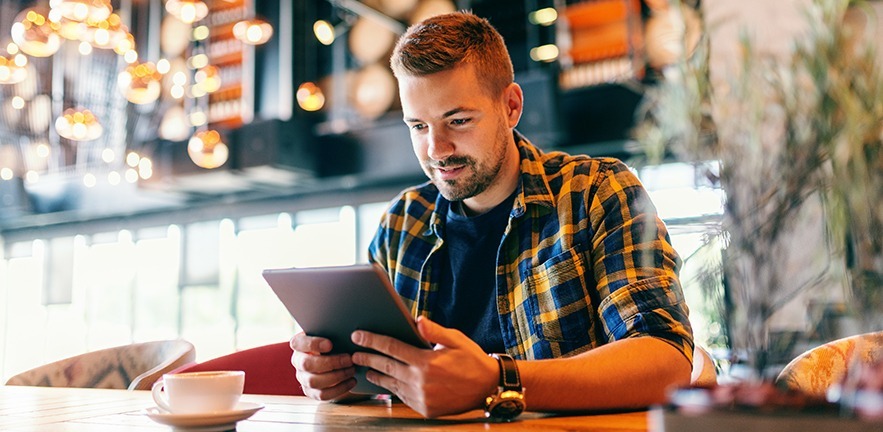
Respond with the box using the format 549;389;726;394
0;0;816;382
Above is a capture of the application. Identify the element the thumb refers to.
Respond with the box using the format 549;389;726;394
417;316;470;349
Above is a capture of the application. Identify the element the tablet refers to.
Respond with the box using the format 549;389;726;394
262;263;431;394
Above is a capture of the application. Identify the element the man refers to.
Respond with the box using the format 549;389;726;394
291;11;693;419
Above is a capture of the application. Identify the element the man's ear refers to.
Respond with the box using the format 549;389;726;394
503;83;524;128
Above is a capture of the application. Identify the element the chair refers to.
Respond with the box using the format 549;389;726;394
776;331;883;398
5;339;195;391
691;344;718;387
170;342;304;396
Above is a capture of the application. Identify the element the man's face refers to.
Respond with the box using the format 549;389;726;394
398;65;516;204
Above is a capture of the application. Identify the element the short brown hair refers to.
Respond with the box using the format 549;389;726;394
390;11;514;98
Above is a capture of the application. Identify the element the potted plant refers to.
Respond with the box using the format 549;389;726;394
636;0;883;428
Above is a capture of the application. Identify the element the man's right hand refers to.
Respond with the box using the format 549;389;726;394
289;332;358;401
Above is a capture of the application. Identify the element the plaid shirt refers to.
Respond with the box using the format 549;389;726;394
368;134;693;362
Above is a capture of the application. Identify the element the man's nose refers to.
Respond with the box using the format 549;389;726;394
427;128;454;161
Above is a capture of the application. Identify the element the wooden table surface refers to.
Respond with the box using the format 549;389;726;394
0;385;652;431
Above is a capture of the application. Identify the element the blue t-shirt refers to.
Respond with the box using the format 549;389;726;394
433;194;515;354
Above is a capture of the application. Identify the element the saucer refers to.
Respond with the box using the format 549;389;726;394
143;402;264;430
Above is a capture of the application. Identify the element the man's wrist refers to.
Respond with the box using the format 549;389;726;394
484;353;526;421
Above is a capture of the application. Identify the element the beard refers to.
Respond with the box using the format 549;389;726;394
421;122;511;202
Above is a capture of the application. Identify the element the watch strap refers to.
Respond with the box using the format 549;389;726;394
491;353;521;391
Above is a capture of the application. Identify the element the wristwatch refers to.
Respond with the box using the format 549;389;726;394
484;353;526;421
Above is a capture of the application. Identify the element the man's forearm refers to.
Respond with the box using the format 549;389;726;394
517;337;691;412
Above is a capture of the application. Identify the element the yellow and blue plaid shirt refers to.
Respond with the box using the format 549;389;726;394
369;134;693;362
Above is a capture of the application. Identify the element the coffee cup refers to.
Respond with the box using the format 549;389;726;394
151;371;245;414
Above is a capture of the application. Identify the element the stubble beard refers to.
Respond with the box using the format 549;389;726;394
423;124;511;202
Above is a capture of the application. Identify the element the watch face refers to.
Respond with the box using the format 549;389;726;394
493;400;524;417
486;391;526;421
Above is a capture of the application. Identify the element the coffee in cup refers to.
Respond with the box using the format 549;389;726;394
151;370;245;414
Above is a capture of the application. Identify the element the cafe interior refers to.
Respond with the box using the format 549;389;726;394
1;0;882;430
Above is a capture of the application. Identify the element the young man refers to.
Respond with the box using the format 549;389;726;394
291;11;694;419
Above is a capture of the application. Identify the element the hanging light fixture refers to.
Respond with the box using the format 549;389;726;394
296;82;325;112
50;14;87;41
49;0;112;23
117;62;162;104
0;54;28;85
83;13;128;50
11;7;62;57
165;0;209;25
193;65;221;94
113;32;135;56
55;107;103;141
233;18;273;45
313;20;335;46
188;129;228;169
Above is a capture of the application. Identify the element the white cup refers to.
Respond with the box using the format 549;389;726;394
151;371;245;414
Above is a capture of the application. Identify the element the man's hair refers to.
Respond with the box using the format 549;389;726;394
390;11;514;98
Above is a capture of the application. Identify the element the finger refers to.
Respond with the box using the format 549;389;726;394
290;332;333;354
297;366;356;391
351;351;407;382
364;368;403;398
416;316;471;349
292;351;353;374
301;375;357;401
351;330;424;364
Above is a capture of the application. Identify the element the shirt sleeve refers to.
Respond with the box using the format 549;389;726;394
589;160;694;363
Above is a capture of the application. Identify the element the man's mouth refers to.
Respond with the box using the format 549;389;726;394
435;165;465;180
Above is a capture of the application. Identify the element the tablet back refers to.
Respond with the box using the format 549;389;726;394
262;264;430;394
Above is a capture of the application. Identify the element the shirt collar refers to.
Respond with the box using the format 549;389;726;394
426;130;557;236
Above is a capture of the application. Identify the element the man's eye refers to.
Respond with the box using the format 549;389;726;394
411;124;426;131
451;118;470;126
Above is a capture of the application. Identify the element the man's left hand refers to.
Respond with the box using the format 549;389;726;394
350;316;499;418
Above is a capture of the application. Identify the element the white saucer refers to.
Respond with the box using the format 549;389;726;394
143;402;264;430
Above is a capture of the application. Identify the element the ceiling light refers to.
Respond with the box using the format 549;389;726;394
0;55;27;85
188;129;228;169
313;20;335;45
55;107;103;141
529;8;558;26
296;82;325;112
194;65;221;93
49;0;113;23
165;0;209;25
530;44;559;62
84;14;128;50
233;19;273;45
11;8;62;57
113;32;135;55
118;62;162;104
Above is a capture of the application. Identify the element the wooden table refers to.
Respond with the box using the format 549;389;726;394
0;386;651;431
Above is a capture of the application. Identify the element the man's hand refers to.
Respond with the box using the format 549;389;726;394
350;316;499;418
289;332;358;401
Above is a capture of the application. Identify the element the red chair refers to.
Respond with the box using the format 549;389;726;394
171;342;303;396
